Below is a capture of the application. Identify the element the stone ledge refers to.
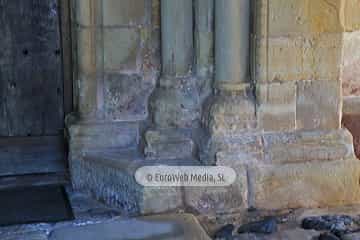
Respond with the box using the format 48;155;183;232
248;158;360;210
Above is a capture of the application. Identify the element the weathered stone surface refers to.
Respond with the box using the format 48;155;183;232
249;159;360;210
103;0;146;26
103;28;140;71
2;232;48;240
342;31;360;96
151;80;201;128
256;0;346;38
214;129;354;165
257;82;296;131
343;0;360;31
77;72;98;118
49;214;211;240
262;129;354;164
208;93;256;136
144;129;195;160
103;73;154;121
184;166;248;216
76;28;97;75
256;33;343;82
70;151;188;215
296;80;341;130
68;121;139;152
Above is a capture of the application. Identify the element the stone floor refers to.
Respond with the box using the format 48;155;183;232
4;188;360;240
0;187;211;240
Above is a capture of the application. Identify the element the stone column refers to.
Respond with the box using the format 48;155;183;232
146;0;200;160
206;0;255;137
150;0;199;129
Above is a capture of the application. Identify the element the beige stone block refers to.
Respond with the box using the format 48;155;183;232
249;159;360;210
184;166;248;215
343;0;360;31
208;95;256;136
342;31;360;96
258;105;296;131
262;128;355;163
257;82;296;131
103;28;140;71
268;0;309;36
256;0;344;37
296;80;341;130
103;0;146;26
256;33;342;83
256;82;296;105
266;36;303;82
302;33;343;81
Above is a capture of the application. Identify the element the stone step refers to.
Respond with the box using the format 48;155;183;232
70;149;202;215
49;214;211;240
208;129;355;165
67;121;140;152
71;148;248;217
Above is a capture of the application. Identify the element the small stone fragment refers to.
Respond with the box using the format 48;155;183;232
237;217;277;234
214;224;235;240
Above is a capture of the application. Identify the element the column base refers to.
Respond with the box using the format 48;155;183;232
206;87;257;137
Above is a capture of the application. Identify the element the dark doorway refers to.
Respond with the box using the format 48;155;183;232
0;0;72;177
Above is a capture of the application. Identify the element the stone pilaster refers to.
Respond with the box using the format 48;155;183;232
146;0;200;160
206;0;256;137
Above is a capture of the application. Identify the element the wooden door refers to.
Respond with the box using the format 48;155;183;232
0;0;67;176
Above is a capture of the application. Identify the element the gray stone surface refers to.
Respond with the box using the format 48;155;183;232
103;28;140;71
145;129;195;160
103;0;147;26
49;214;211;240
104;73;154;121
2;232;48;240
68;121;139;152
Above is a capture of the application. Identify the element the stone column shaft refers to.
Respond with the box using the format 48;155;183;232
161;0;193;78
215;0;250;90
205;0;255;141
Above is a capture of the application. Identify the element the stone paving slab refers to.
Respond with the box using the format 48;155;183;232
49;214;211;240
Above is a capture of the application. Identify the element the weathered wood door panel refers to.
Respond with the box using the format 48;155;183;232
0;0;64;136
0;0;66;176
